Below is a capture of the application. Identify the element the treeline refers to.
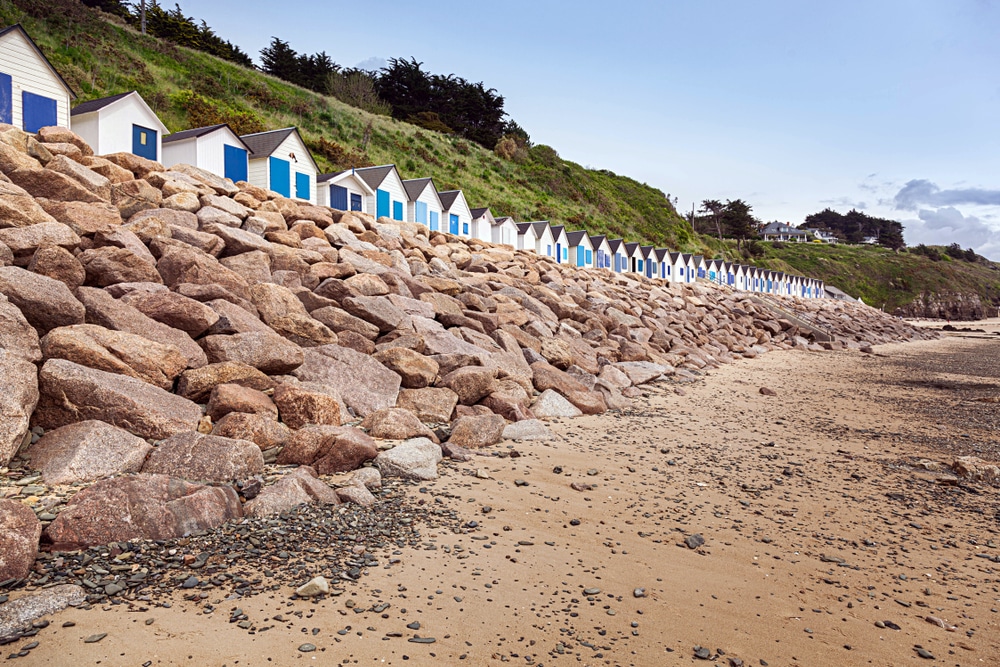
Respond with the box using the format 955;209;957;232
801;208;904;249
81;1;253;67
910;243;981;263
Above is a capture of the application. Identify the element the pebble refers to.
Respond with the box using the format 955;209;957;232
298;643;316;653
633;588;646;598
915;647;934;659
685;534;706;549
84;633;107;643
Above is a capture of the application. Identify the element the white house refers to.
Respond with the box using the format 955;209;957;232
522;221;554;259
439;190;473;237
761;222;808;242
354;164;407;221
654;248;671;280
316;169;375;213
705;259;724;284
469;207;496;243
589;234;613;271
734;264;748;291
641;246;657;279
240;127;318;204
566;230;594;269
624;242;644;274
608;239;628;273
71;90;168;162
692;255;707;280
0;24;75;133
493;215;518;248
667;252;687;284
516;222;538;252
162;123;249;183
550;225;569;264
403;177;444;230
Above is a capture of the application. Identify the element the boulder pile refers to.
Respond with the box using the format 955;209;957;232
0;123;935;574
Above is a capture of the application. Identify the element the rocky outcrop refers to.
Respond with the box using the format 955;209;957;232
893;291;987;320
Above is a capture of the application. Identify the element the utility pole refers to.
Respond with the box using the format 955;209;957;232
140;0;147;35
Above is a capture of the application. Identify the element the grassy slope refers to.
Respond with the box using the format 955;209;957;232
0;0;700;251
704;239;1000;312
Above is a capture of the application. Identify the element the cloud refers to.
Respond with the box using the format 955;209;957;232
893;179;1000;211
903;206;1000;260
820;196;867;210
354;57;387;72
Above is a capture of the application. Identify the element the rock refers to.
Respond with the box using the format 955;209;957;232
102;152;164;179
375;437;443;481
395;387;458;424
502;419;555;441
272;382;342;428
200;331;304;374
530;361;589;395
310;306;380;340
120;290;220;337
0;585;85;645
448;414;507;449
373;347;439;388
759;386;777;396
0;266;85;334
277;425;378;474
539;337;574;369
27;244;86;289
564;389;608;415
613;361;671;385
34;359;202;440
685;533;706;549
295;576;329;598
336;484;375;506
175;361;276;402
212;412;291;451
0;178;56;228
156;245;251;300
362;408;439;442
7;167;105;203
0;349;39;466
342;295;410;333
203;297;272;336
44;473;242;549
292;345;401;417
0;221;79;256
531;389;583;419
350;467;382;490
951;456;1000;485
142;431;264;482
269;313;338;347
75;286;207;369
34;199;121;235
78;246;161;286
205;383;278;421
481;380;534;421
439;366;497;405
440;440;474;461
0;296;41;362
45;154;111;200
25;420;152;485
40;324;187;390
0;499;41;582
245;469;339;518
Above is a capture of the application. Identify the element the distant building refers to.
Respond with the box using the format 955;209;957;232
469;207;496;243
439;190;473;237
550;225;569;264
761;222;809;242
589;234;612;271
516;222;538;252
608;239;628;273
804;228;838;243
0;24;76;132
72;91;168;162
492;215;518;248
566;230;594;268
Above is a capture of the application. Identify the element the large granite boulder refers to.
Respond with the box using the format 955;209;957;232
0;266;85;334
292;345;401;417
0;499;41;582
25;420;152;485
375;438;442;481
0;349;39;466
142;431;264;482
277;425;377;474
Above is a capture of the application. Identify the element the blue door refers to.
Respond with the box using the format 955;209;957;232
585;249;592;266
269;157;290;197
23;91;57;133
449;214;459;235
350;193;362;211
576;246;584;266
330;185;348;210
376;190;390;219
392;200;403;221
429;211;439;232
556;243;562;263
415;201;427;225
223;144;248;183
295;172;310;200
0;72;11;125
131;124;158;160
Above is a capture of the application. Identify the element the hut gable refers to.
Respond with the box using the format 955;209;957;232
354;164;407;220
162;123;250;183
71;90;167;162
240;127;318;204
0;24;75;132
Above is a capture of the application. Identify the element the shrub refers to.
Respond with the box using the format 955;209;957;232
173;90;265;134
307;137;373;171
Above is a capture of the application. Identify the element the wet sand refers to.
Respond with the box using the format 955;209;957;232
9;334;1000;666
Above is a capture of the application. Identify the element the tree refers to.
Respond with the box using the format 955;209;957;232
325;69;390;116
260;37;301;83
721;199;759;253
699;199;725;244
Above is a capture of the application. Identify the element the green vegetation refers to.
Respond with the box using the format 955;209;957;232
0;0;699;251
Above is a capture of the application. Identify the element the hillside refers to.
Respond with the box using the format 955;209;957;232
706;240;1000;317
0;0;700;252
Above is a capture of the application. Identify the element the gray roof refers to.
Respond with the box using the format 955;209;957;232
1;25;77;99
566;230;589;245
163;124;248;149
71;90;133;116
494;216;514;226
550;224;566;238
239;127;296;158
438;190;462;210
640;245;655;258
402;177;434;201
624;242;640;255
669;252;682;262
607;239;624;253
529;221;550;237
470;207;490;218
352;164;397;190
654;248;669;261
516;222;534;235
588;234;607;247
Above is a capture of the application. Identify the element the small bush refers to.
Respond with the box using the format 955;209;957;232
406;111;453;134
173;90;265;134
307;137;373;171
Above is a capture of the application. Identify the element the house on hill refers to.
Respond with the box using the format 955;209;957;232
567;230;594;268
240;127;317;204
439;190;473;237
0;24;75;132
403;177;443;230
71;91;168;162
524;221;554;259
469;207;495;243
590;235;612;271
550;225;569;264
493;215;518;247
162;123;250;183
354;164;406;221
316;169;374;213
761;222;808;242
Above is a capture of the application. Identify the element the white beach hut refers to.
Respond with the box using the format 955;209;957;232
493;216;518;247
0;24;75;132
469;207;496;243
439;190;473;237
403;177;444;229
589;234;613;271
566;230;594;269
240;127;318;204
71;90;168;162
316;169;375;213
516;222;538;252
608;239;628;273
354;164;407;221
550;225;569;264
162;123;250;182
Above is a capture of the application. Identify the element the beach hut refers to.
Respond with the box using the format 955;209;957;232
316;169;375;213
403;177;444;230
608;239;628;273
240;127;318;204
734;264;747;291
516;222;538;252
0;24;75;132
705;259;721;283
641;246;657;279
624;242;644;274
666;252;684;283
469;207;496;243
590;235;612;271
162;123;250;182
524;221;555;259
71;91;168;162
654;249;670;280
439;190;473;237
692;255;707;280
566;230;594;269
354;164;407;221
493;216;518;247
550;225;569;264
679;254;698;284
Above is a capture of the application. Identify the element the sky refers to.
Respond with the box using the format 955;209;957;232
184;0;1000;258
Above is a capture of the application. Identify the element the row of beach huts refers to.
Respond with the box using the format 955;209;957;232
0;24;829;299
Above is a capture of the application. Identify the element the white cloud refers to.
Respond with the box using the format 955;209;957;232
903;206;1000;260
354;57;387;72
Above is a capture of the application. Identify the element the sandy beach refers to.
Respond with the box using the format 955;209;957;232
7;331;1000;666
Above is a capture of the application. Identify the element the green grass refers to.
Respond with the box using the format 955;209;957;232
0;0;700;252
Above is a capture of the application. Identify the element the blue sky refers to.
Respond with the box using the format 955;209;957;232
187;0;1000;257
